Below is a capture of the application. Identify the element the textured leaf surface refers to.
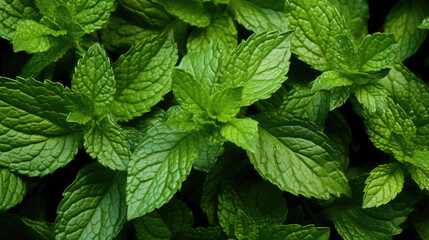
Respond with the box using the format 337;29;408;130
329;0;369;42
211;87;242;122
0;77;81;177
112;32;178;121
220;118;258;153
220;31;292;106
72;43;115;113
55;163;127;240
126;121;198;220
13;20;66;53
56;0;115;33
118;0;171;28
229;0;289;33
248;112;351;199
363;164;404;208
259;224;330;240
0;168;26;211
153;0;210;27
356;33;398;71
84;117;130;171
312;70;353;91
0;0;38;40
134;198;193;240
384;0;429;62
287;0;349;71
187;7;237;54
217;180;287;236
354;84;391;113
420;16;429;29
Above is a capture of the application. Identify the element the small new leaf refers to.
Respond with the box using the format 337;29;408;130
221;118;258;153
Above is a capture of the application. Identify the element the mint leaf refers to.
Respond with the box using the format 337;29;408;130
112;32;178;121
279;85;330;128
0;77;82;177
384;0;429;62
379;64;429;146
210;87;242;122
329;0;369;42
356;33;397;71
354;84;391;113
233;211;259;240
362;163;404;208
363;98;416;159
220;31;293;106
55;163;127;240
180;41;223;91
259;224;330;240
56;0;115;34
192;127;224;172
286;0;349;71
249;112;351;199
312;71;353;91
228;0;289;33
172;68;212;117
100;17;160;51
0;0;38;40
408;165;429;191
187;7;237;54
217;180;287;236
118;0;172;29
172;227;227;240
72;43;115;113
420;16;429;29
13;20;66;53
331;34;360;71
0;168;26;211
220;118;258;153
20;40;72;78
84;117;130;171
0;213;54;240
134;198;193;240
153;0;210;27
126;120;199;220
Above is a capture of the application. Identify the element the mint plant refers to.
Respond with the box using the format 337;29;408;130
0;0;429;240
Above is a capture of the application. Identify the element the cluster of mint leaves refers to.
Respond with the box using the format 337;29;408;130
0;0;429;239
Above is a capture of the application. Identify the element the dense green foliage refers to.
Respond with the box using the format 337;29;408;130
0;0;428;239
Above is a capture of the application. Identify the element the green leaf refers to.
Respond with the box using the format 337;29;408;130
326;180;414;240
279;85;330;128
217;180;287;236
56;0;115;33
72;43;115;113
259;224;330;240
100;17;160;51
408;165;429;191
126;120;199;220
363;98;416;159
220;31;293;106
21;217;55;240
84;117;131;171
228;0;289;33
0;77;82;177
221;118;258;153
187;7;237;54
111;32;178;121
354;84;391;113
233;211;259;240
118;0;172;28
331;34;360;71
312;71;353;91
328;86;351;111
248;111;351;200
13;20;66;53
286;0;349;71
179;41;224;92
0;168;26;211
211;87;243;122
356;33;398;72
324;111;352;170
0;0;39;40
420;16;429;29
55;163;127;240
379;64;429;146
134;198;193;240
384;0;429;62
172;68;212;117
153;0;210;27
19;40;72;78
0;213;53;240
328;0;369;42
192;127;224;172
362;163;404;208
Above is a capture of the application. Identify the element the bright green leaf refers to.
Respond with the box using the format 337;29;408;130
312;71;353;91
153;0;210;27
0;0;39;40
356;33;397;71
0;168;26;211
420;16;429;29
329;0;369;42
221;118;258;153
211;87;242;122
